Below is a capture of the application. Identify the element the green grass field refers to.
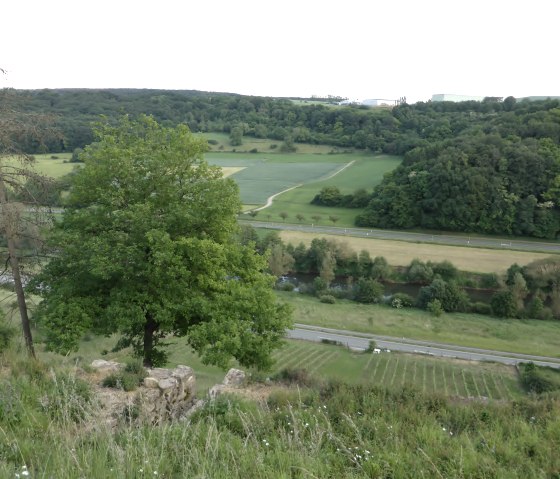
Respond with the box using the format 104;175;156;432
271;340;522;400
277;292;560;358
29;153;78;178
247;154;401;227
201;132;345;154
205;151;381;207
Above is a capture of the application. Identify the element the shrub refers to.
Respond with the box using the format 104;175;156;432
427;299;443;317
407;259;434;284
354;278;384;304
278;282;295;292
527;297;544;319
326;287;349;299
270;144;278;150
50;155;59;159
102;362;146;392
0;319;16;351
0;381;25;425
207;139;219;145
313;277;328;295
249;148;258;153
70;147;83;163
365;340;378;352
490;290;518;318
319;294;336;304
417;278;469;312
430;260;458;281
390;292;414;308
520;363;555;394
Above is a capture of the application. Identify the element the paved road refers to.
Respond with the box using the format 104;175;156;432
288;324;560;369
241;220;560;253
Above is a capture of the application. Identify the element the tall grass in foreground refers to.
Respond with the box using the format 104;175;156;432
1;354;559;478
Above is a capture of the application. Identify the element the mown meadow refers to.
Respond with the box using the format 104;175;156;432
277;230;555;274
276;292;560;359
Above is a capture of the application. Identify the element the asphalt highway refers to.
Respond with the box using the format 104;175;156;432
288;324;560;369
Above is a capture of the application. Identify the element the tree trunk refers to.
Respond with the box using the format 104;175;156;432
142;312;157;368
0;176;36;358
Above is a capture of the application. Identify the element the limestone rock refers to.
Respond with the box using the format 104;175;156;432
91;359;121;371
93;360;198;426
143;377;159;389
209;384;226;400
223;368;246;387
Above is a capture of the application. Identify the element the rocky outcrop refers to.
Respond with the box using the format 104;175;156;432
91;361;247;427
208;367;246;400
91;361;197;427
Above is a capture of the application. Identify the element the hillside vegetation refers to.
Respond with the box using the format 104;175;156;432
0;346;559;478
12;89;560;237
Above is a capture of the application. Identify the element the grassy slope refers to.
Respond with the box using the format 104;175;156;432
1;349;557;478
277;291;560;358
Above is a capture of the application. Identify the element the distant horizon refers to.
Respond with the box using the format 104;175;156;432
7;86;559;105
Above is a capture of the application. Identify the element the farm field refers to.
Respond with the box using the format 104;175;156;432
278;230;554;273
4;153;77;178
276;291;560;358
231;161;345;205
206;151;373;206
201;132;346;154
248;154;401;227
271;340;522;400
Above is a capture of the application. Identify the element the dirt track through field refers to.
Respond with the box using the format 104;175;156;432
252;160;355;212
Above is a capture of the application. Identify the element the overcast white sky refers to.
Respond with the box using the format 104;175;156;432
2;0;558;103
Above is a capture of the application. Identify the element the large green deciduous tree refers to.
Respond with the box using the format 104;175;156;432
34;116;292;367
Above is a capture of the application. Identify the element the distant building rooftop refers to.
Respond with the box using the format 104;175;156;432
431;94;485;103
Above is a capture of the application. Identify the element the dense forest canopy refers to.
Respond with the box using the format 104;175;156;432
7;88;560;237
357;100;560;238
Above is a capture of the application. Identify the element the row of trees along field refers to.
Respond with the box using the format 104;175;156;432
244;228;560;320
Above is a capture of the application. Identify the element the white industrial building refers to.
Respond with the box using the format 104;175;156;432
431;94;485;102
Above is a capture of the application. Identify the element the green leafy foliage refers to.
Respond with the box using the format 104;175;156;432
490;290;518;318
354;278;384;304
519;362;558;394
417;278;469;312
319;294;336;304
427;299;444;317
33;116;292;368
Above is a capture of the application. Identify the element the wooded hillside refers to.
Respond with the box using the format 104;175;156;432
10;89;560;237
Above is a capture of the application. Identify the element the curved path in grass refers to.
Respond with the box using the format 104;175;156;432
251;160;356;212
253;184;303;211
